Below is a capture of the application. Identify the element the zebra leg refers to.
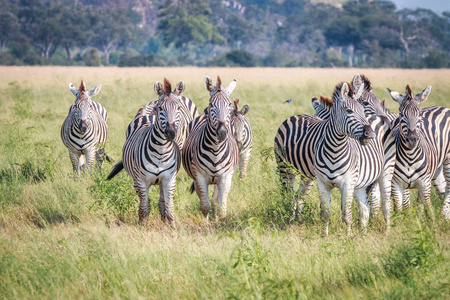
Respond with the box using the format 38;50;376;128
441;161;450;219
402;190;411;210
378;176;392;231
432;165;446;200
391;183;404;211
68;149;81;174
95;148;105;165
217;174;234;220
317;179;332;237
355;188;370;234
194;176;211;220
85;148;97;171
418;180;435;222
158;188;166;223
134;180;150;225
369;183;380;220
211;185;218;220
239;152;250;180
340;184;355;236
295;178;314;220
160;176;176;226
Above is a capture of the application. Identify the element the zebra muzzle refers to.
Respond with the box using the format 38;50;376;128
217;122;227;142
359;125;375;145
79;120;88;134
405;129;418;148
165;123;177;141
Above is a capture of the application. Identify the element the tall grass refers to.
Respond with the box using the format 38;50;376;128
0;67;449;299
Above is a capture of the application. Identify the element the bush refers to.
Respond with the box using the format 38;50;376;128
209;50;258;67
117;54;166;67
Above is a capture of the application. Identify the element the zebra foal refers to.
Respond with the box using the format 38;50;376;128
231;98;252;179
183;76;239;220
61;80;108;173
108;78;184;225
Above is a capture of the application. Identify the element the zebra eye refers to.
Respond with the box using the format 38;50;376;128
362;100;370;106
346;108;354;114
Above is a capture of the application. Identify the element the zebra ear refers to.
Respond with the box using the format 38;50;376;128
154;81;164;97
341;82;350;100
88;84;102;97
174;80;185;96
69;83;79;96
240;104;250;116
352;74;365;100
415;86;432;103
386;87;405;104
204;76;214;93
223;78;237;95
352;74;362;91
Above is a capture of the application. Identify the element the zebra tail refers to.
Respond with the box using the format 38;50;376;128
106;161;124;181
189;181;195;194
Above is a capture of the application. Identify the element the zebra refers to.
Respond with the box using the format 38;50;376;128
127;83;198;147
61;80;108;173
352;74;448;213
387;85;450;219
182;76;239;220
107;78;184;225
313;82;396;236
231;98;253;179
276;86;395;230
107;80;198;180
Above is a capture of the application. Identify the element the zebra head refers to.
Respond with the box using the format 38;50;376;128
322;82;375;145
204;76;236;142
387;85;432;149
312;96;329;119
69;80;102;134
154;78;182;142
231;98;250;144
352;74;387;118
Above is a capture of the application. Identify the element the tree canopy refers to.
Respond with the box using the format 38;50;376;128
0;0;448;68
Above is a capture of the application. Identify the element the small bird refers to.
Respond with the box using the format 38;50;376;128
284;99;292;106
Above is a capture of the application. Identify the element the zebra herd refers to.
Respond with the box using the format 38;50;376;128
61;77;252;225
275;74;450;235
61;74;450;235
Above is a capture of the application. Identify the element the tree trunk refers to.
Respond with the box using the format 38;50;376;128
65;44;72;60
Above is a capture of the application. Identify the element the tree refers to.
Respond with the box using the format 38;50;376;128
158;0;225;55
19;2;66;59
87;7;141;64
0;10;21;53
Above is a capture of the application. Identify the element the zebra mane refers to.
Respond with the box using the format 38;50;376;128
405;84;412;98
78;80;86;92
164;78;172;95
217;76;222;90
333;82;353;102
320;95;334;109
360;75;372;92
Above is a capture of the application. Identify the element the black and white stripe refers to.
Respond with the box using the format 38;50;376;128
387;85;450;219
182;76;239;219
313;83;396;236
61;81;108;173
231;98;252;179
108;79;184;225
353;74;450;217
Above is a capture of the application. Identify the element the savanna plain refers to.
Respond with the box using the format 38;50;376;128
0;66;449;299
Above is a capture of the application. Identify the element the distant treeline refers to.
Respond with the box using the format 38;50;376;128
1;0;449;68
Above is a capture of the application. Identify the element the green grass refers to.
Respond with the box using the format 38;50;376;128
0;66;449;299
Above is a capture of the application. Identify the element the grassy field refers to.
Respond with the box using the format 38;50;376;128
0;66;449;299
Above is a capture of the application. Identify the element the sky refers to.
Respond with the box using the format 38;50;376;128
390;0;450;14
